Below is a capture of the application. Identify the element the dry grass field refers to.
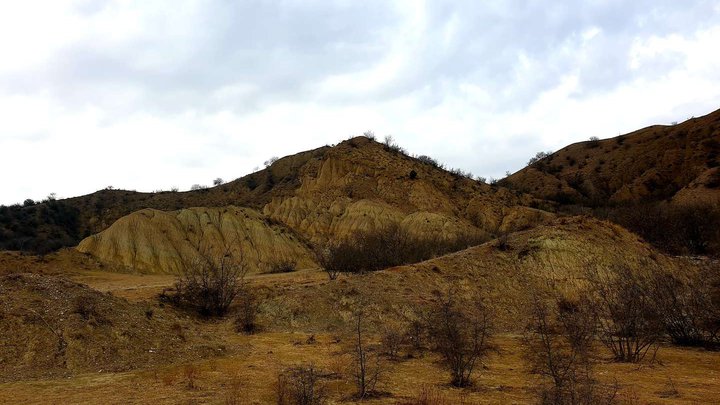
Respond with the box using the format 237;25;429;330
1;259;719;404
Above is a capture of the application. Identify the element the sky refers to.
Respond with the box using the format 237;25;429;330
1;0;720;205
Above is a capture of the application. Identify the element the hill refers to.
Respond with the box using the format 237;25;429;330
1;137;550;257
0;272;224;382
505;108;720;205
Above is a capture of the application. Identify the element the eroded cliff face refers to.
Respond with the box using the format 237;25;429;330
77;206;316;274
262;137;552;243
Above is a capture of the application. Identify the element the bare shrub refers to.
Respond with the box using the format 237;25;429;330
172;248;248;317
523;294;617;404
276;365;327;405
425;289;493;387
318;224;486;275
268;259;297;274
352;310;383;399
586;265;662;362
649;263;720;347
381;323;404;358
234;289;259;334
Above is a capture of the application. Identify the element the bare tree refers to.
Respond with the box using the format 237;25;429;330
425;289;493;387
585;264;662;362
352;309;383;399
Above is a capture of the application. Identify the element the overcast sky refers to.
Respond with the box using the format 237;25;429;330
1;1;720;205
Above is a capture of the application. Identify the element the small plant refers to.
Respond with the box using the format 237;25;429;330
184;364;200;389
234;290;259;334
276;365;328;405
424;289;493;387
352;310;383;399
268;259;297;274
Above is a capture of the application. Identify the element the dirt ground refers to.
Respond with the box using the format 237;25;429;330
1;268;719;404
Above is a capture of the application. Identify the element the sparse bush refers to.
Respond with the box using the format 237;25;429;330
362;130;376;141
417;155;440;168
381;323;404;358
649;263;720;348
425;289;493;387
265;156;280;167
190;184;208;191
523;294;614;404
587;136;600;148
528;151;553;166
585;265;662;362
171;249;248;317
317;224;486;275
268;259;297;274
276;365;327;405
234;289;259;334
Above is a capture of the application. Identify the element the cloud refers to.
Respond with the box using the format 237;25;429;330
1;0;719;204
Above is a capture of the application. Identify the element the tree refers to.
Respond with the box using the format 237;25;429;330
425;289;493;387
213;177;224;186
352;309;383;398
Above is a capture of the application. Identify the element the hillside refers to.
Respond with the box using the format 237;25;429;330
0;273;224;382
505;107;720;205
1;137;550;256
77;206;317;274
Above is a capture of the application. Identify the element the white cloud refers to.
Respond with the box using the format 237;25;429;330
1;1;719;204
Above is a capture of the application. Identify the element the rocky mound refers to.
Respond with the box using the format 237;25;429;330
505;107;720;205
0;273;223;382
77;206;317;274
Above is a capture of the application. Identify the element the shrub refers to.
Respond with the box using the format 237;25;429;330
276;365;327;405
523;294;612;404
585;265;663;362
528;151;553;166
268;259;297;274
424;289;493;387
317;224;486;275
171;249;248;317
234;289;259;334
587;136;601;148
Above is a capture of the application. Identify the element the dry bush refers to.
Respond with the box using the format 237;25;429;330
276;365;327;405
318;224;486;275
171;248;248;317
381;323;405;358
234;289;259;334
424;289;493;387
586;265;663;362
268;259;297;274
600;202;720;256
649;263;720;348
524;294;617;404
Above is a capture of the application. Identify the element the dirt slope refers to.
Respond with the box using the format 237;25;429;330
257;215;681;332
506;107;720;205
76;206;317;274
0;273;223;382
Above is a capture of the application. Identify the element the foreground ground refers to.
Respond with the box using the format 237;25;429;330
1;267;719;404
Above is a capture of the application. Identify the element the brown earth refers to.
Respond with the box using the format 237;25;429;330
505;107;720;205
0;273;225;382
